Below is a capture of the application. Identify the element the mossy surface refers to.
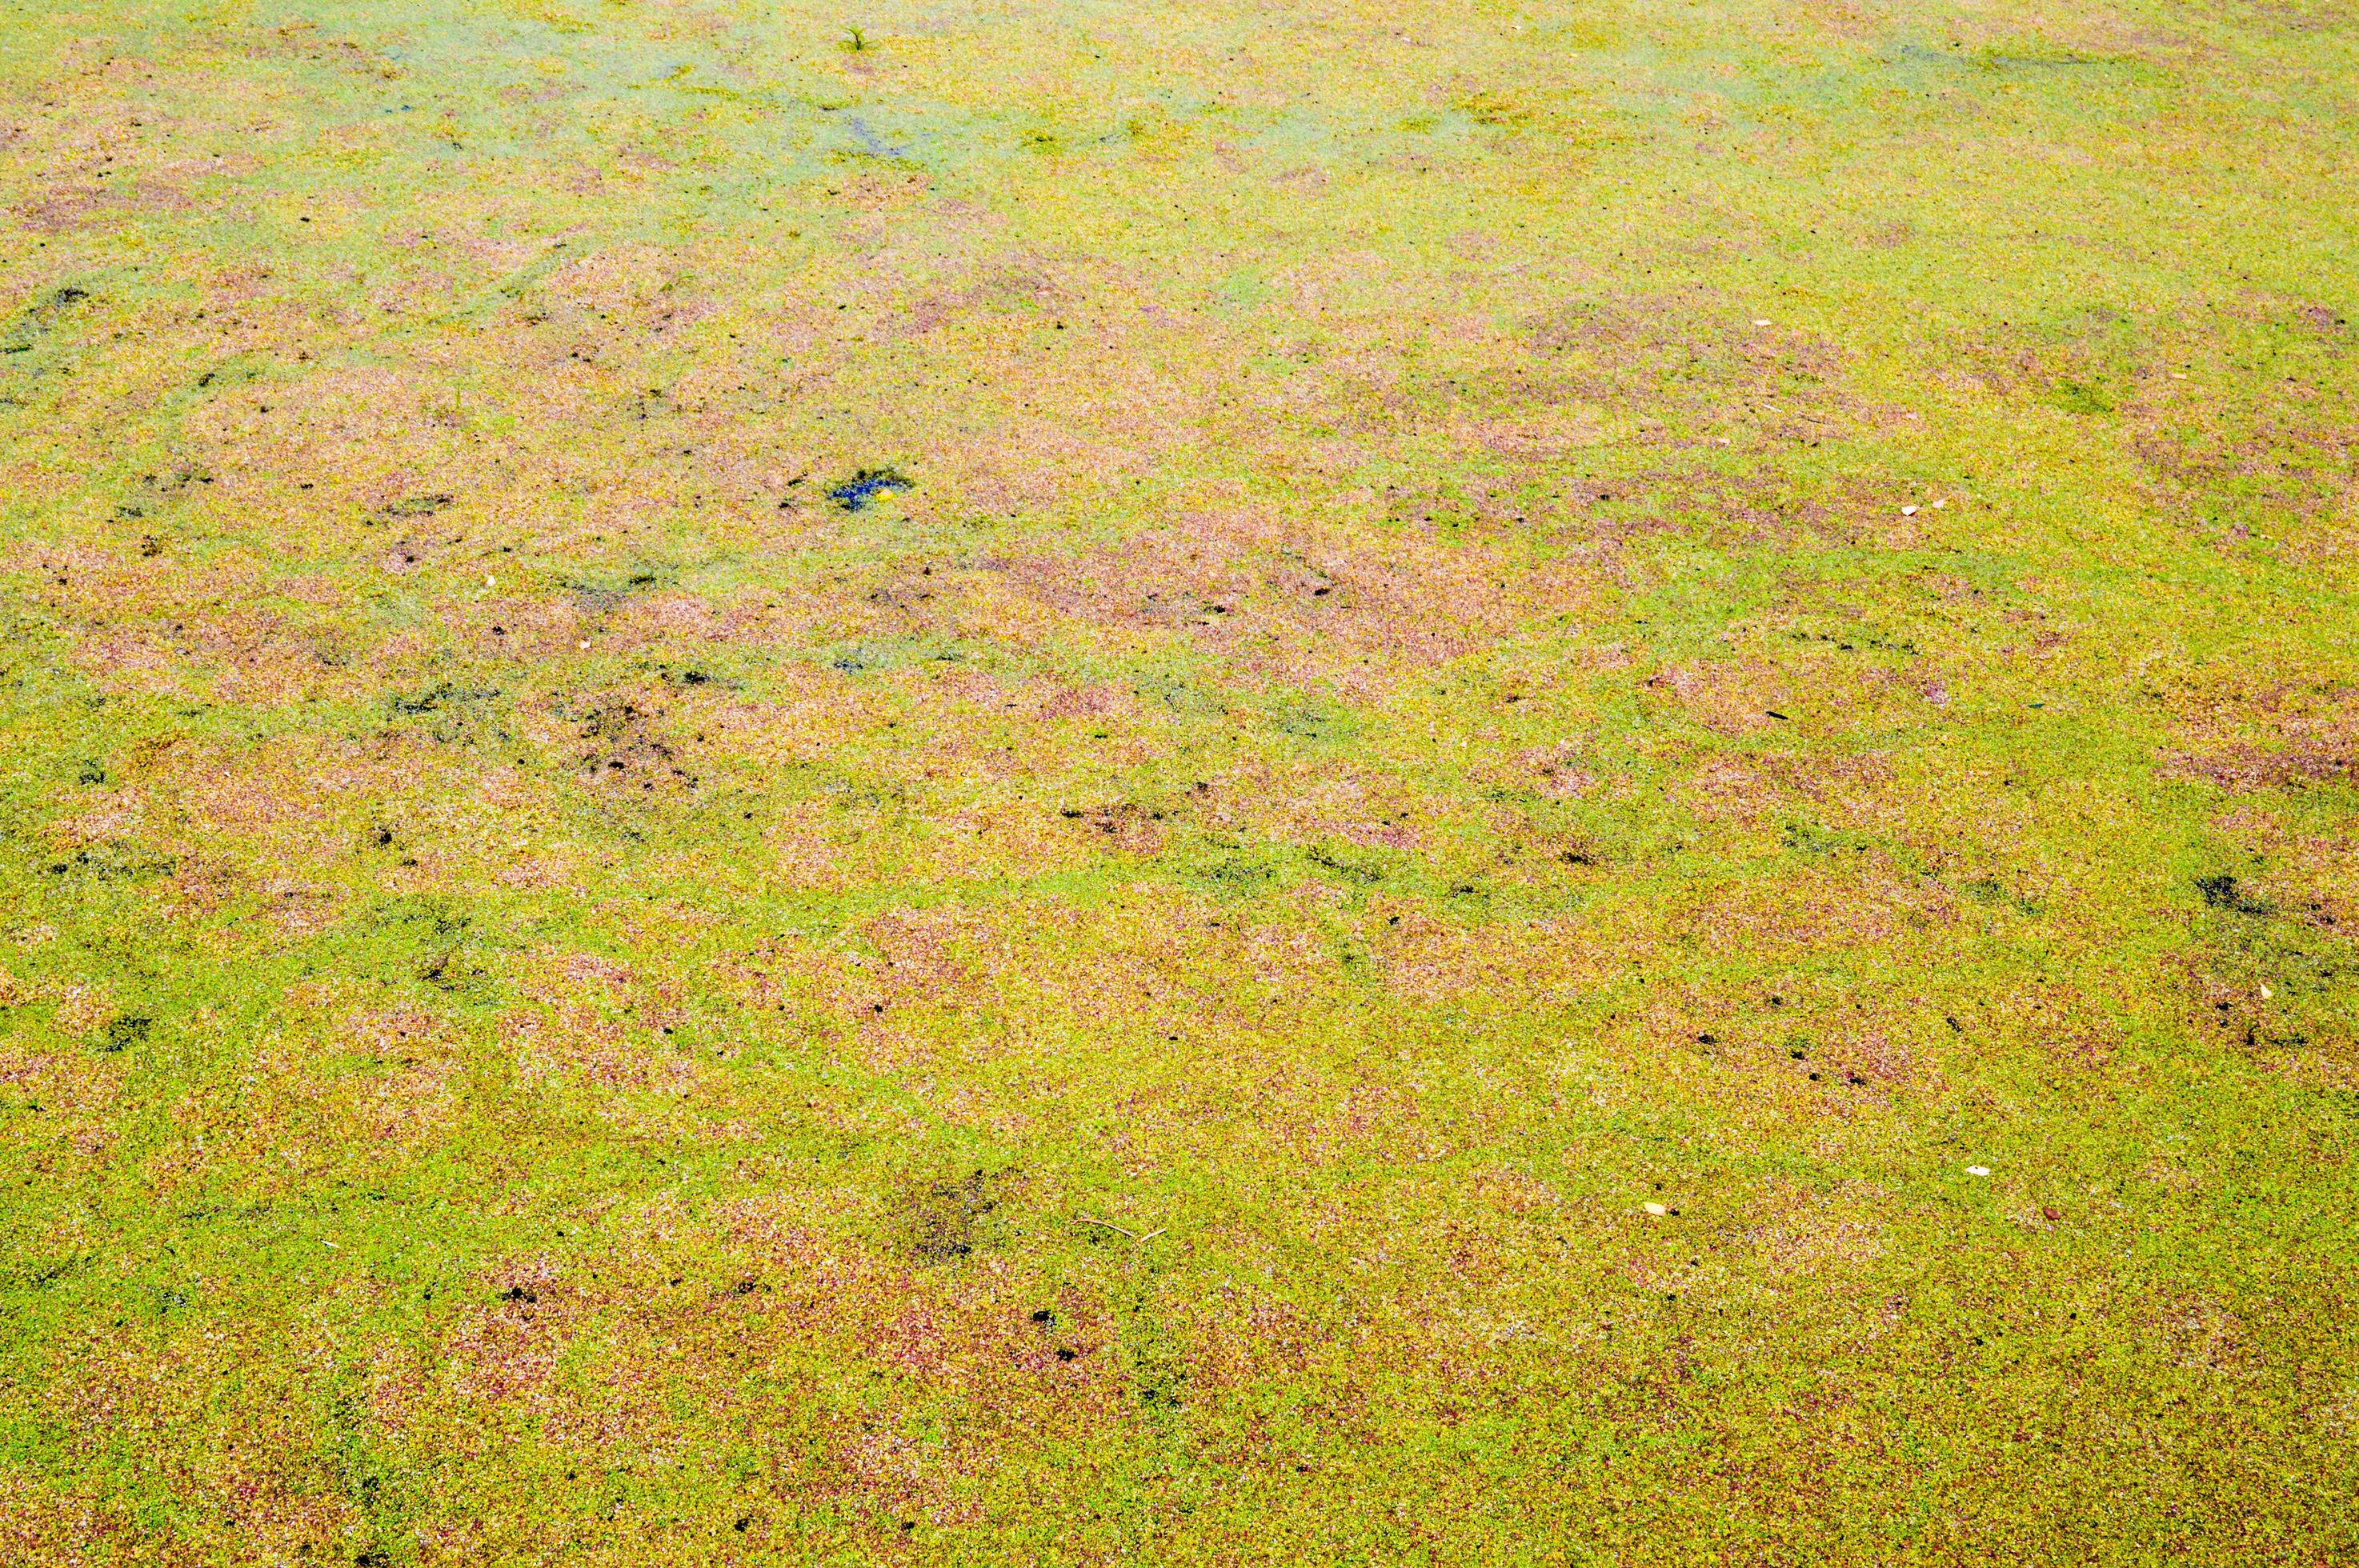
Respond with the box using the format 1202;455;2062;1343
1;0;2355;1561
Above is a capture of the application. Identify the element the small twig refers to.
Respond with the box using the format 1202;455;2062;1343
1078;1218;1168;1243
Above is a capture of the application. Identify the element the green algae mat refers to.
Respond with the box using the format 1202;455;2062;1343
1;0;2355;1560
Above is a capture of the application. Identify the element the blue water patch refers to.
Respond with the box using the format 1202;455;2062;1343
845;115;910;159
827;467;915;511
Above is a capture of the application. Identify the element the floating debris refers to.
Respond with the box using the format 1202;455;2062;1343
827;466;915;512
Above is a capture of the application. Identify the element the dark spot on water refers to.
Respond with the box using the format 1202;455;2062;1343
1;285;89;354
1305;846;1382;886
378;493;454;520
390;681;498;715
2197;874;2270;916
499;1285;537;1303
827;466;914;512
102;1016;151;1052
898;1169;1001;1262
45;846;173;883
2044;378;2114;415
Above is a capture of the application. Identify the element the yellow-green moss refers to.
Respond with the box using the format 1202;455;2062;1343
0;0;2354;1561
